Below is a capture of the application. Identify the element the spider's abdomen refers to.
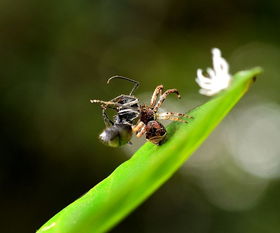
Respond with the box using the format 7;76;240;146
145;120;166;145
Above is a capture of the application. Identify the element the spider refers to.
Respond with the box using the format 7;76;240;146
91;76;191;147
132;84;191;145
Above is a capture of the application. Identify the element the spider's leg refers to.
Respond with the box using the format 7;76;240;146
132;121;146;138
156;112;189;123
132;121;145;133
153;89;181;112
150;85;164;107
156;112;193;120
136;124;147;138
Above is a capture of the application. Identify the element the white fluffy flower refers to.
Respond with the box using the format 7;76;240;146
196;48;231;96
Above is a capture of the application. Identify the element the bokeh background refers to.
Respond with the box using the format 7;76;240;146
1;0;280;232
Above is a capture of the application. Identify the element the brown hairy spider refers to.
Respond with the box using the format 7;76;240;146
132;85;191;145
91;76;191;147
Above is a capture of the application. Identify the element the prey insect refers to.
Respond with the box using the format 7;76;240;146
90;76;191;147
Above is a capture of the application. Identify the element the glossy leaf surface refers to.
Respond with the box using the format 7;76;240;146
37;68;262;233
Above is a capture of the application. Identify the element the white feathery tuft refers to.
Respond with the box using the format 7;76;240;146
196;48;231;96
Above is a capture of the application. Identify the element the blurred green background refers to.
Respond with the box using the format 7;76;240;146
1;0;280;232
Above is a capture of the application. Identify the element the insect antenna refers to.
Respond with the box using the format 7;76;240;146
107;75;140;95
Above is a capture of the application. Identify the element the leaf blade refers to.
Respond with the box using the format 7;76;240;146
37;67;262;233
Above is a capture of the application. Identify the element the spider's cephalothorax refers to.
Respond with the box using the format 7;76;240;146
91;76;192;147
90;76;140;147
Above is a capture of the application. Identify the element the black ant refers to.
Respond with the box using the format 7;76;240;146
90;76;191;147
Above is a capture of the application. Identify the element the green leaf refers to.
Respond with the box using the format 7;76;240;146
37;67;262;233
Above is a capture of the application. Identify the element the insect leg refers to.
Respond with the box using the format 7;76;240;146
102;108;114;127
105;95;139;107
91;99;119;126
153;89;181;112
150;85;164;107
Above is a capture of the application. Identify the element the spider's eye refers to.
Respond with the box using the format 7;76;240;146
99;124;132;147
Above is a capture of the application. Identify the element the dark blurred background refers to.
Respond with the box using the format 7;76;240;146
1;0;280;232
